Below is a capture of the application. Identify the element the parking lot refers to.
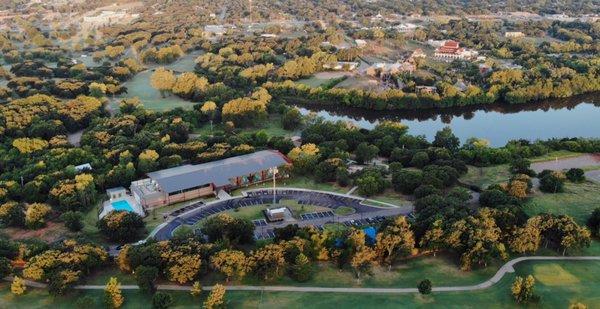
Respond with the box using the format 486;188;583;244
151;188;413;241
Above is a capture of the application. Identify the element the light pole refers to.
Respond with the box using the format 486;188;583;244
270;167;278;205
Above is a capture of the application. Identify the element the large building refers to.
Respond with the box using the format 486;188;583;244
131;150;291;208
433;40;479;61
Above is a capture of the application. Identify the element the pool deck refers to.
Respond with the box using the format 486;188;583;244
100;195;145;219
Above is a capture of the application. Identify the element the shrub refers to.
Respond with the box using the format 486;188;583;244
152;292;173;309
566;168;585;182
418;279;432;295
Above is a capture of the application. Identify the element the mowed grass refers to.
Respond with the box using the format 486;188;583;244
5;259;599;308
524;181;600;224
460;164;511;189
334;206;356;216
193;114;295;138
530;150;582;163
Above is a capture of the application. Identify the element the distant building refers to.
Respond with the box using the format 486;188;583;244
505;31;525;38
433;40;479;61
393;23;418;32
415;86;437;95
74;163;92;173
410;48;427;59
355;39;367;48
427;39;447;47
323;61;359;71
204;25;226;36
130;150;290;208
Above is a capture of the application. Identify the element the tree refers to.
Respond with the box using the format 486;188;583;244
60;211;83;231
511;275;538;303
354;143;379;164
290;253;313;282
392;169;423;194
150;67;176;98
282;108;303;131
569;303;588;309
418;279;432;295
135;265;159;294
510;158;534;176
191;281;202;297
138;149;160;173
24;203;51;229
201;101;217;131
105;277;124;308
97;211;146;243
587;208;600;237
410;151;430;168
356;170;387;196
203;284;226;309
152;292;173;309
210;250;249;282
419;220;445;256
11;276;26;295
566;168;585;182
288;144;320;175
0;257;12;278
248;244;286;280
375;216;415;269
201;214;254;245
539;170;566;193
433;127;460;151
89;82;107;98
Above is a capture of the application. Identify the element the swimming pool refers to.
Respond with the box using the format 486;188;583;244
111;199;134;212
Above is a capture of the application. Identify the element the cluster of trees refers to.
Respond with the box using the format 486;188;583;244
21;239;108;295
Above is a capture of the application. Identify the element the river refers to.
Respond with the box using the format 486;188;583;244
294;93;600;147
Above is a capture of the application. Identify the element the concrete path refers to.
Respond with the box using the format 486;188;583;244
346;186;358;195
11;256;600;294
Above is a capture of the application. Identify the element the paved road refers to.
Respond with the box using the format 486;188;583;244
531;154;600;173
11;256;600;294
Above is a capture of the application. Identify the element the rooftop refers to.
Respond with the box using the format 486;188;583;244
146;150;289;193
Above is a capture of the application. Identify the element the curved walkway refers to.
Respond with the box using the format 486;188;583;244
10;256;600;294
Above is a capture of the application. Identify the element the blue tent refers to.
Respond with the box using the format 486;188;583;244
363;227;377;245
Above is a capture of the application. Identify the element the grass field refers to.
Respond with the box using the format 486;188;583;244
524;181;600;224
334;206;356;216
365;189;412;207
459;151;586;190
530;150;582;163
193;114;295;138
460;164;511;189
4;258;599;308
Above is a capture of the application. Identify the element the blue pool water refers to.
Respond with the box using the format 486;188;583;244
111;200;134;212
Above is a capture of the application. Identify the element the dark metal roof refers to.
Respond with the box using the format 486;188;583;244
146;150;289;193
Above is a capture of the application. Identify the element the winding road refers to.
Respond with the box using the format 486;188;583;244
10;256;600;294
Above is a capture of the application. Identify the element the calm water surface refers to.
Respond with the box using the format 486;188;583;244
295;94;600;147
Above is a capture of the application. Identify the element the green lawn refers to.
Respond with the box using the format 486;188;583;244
297;76;329;87
524;181;600;224
5;258;599;308
193;114;295;138
365;189;412;207
530;150;582;163
460;151;586;190
460;164;511;189
334;206;356;216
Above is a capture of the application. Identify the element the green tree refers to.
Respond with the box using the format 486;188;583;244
290;253;313;282
60;211;83;232
432;127;460;151
354;143;379;164
135;265;159;294
282;108;303;130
